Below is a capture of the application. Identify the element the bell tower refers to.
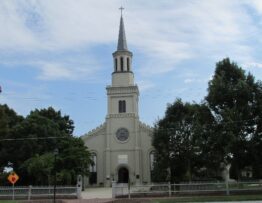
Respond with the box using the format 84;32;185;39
112;9;134;87
106;9;139;117
104;8;141;186
82;8;154;187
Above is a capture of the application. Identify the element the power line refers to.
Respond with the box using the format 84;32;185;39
0;136;69;142
154;118;260;131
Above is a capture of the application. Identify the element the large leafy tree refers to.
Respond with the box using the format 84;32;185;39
20;137;90;185
251;80;262;178
206;58;262;179
152;99;215;182
0;106;91;185
152;58;262;182
0;104;24;184
0;104;23;168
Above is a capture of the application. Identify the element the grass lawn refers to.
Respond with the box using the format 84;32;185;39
0;201;17;203
152;194;262;202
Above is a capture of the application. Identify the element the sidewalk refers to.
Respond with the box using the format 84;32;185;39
63;188;113;203
81;187;112;199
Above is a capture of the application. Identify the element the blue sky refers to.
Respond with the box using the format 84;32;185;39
0;0;262;136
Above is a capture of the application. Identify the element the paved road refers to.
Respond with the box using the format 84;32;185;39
202;202;262;203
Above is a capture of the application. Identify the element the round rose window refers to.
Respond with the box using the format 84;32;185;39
116;128;129;142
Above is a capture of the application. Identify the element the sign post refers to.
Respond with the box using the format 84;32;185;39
12;184;14;200
7;172;19;200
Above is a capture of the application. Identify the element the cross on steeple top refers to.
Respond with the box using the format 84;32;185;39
116;6;128;51
119;6;124;16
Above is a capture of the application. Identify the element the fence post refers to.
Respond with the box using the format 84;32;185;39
12;184;15;200
76;186;82;199
128;181;131;199
28;185;32;200
168;182;171;197
77;175;82;199
225;180;230;195
112;181;116;198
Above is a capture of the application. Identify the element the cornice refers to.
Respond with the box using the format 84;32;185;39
112;50;133;57
106;113;138;119
103;149;141;153
106;85;139;95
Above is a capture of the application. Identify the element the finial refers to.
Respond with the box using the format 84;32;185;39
119;6;124;16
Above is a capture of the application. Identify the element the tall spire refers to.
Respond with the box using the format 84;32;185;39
112;7;133;80
117;7;128;51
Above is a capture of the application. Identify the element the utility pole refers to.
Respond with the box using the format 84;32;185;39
53;148;58;203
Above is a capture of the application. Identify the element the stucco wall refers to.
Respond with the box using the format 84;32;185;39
139;123;154;183
82;125;106;185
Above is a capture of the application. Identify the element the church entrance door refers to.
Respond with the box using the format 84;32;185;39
118;167;129;183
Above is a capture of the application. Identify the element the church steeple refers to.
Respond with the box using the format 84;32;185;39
112;8;134;85
117;15;128;51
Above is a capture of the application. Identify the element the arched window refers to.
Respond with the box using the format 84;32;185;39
89;153;97;185
118;100;126;113
120;57;124;72
122;101;126;112
150;151;155;171
127;57;130;71
115;58;118;72
90;153;97;172
150;151;155;181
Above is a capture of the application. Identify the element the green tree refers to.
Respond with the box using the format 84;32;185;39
249;80;262;178
20;153;54;185
55;137;91;185
152;99;215;182
3;107;68;174
206;58;262;179
0;104;23;168
0;106;91;185
20;137;91;186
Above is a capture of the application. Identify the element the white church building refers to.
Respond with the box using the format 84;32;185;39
82;13;154;187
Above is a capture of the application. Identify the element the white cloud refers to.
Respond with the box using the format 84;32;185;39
0;54;103;82
0;0;261;79
37;63;72;80
127;0;259;75
0;0;121;51
243;62;262;69
184;78;203;84
31;0;119;49
136;80;155;92
0;1;39;50
36;60;101;81
0;1;256;50
247;0;262;14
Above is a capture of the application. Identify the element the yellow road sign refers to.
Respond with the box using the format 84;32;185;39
8;172;19;185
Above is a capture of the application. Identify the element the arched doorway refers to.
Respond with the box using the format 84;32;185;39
118;167;129;183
